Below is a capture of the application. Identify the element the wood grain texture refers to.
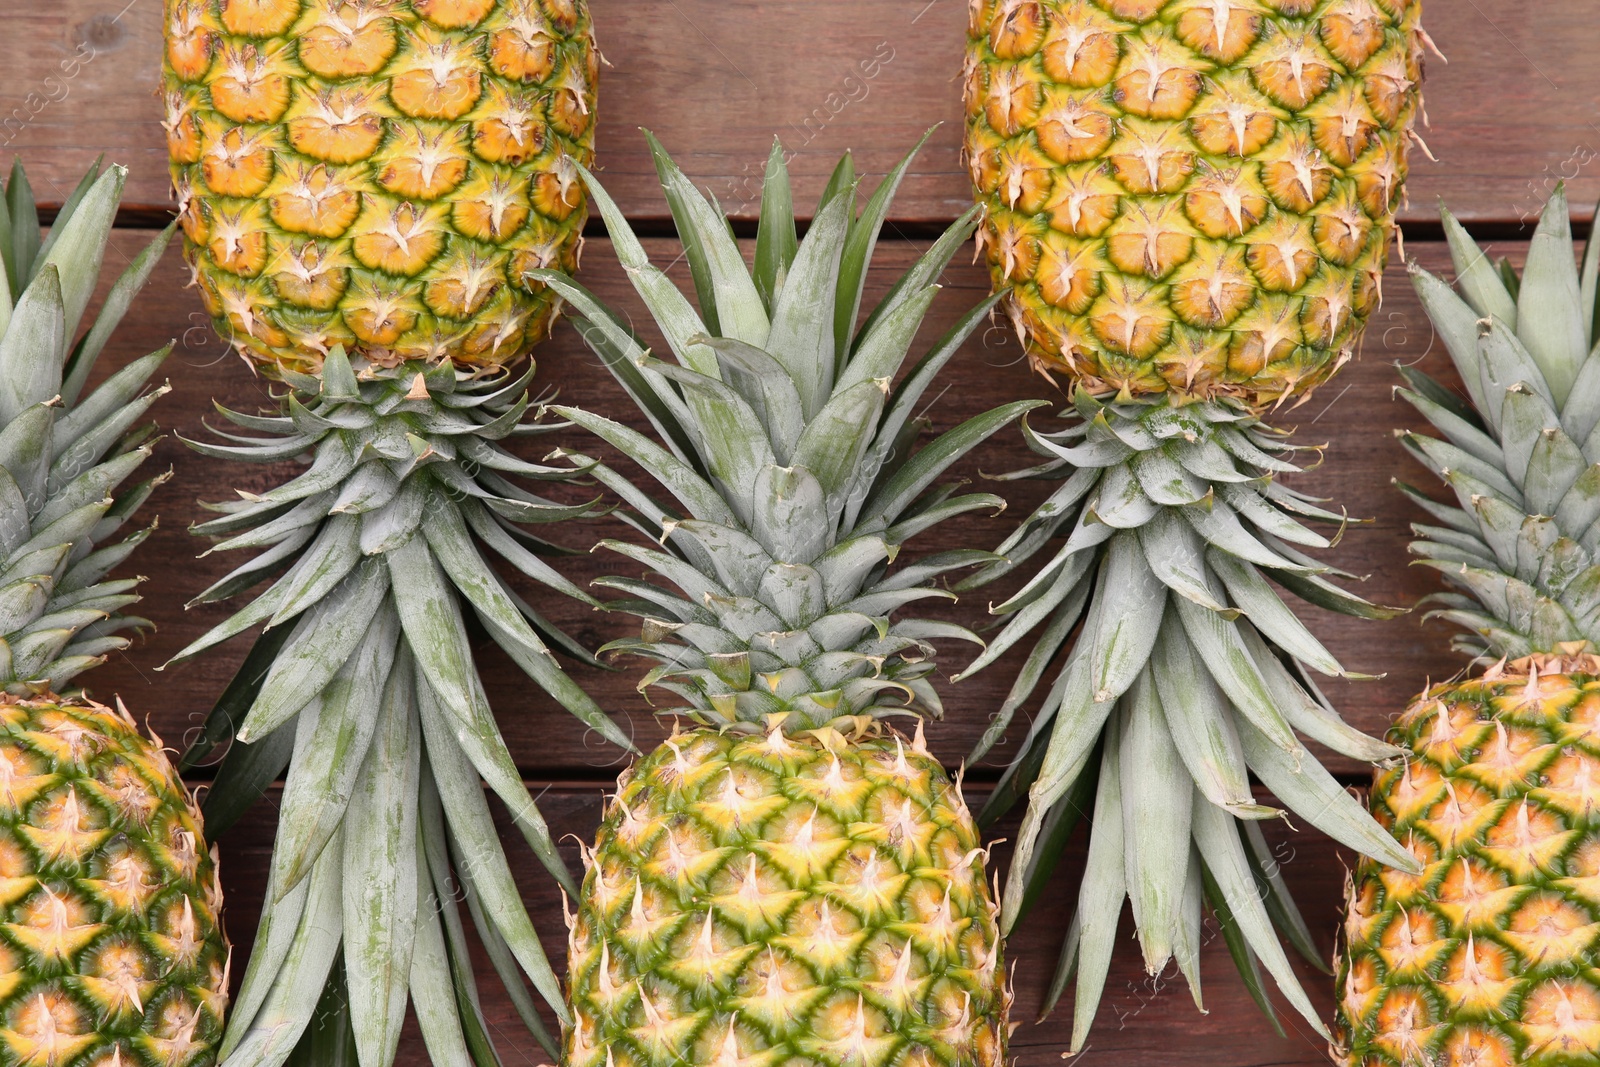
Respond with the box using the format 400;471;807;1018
219;784;1349;1067
2;1;1598;227
60;230;1477;783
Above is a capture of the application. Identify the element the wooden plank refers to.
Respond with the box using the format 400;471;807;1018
68;228;1474;780
3;2;1598;227
218;784;1349;1066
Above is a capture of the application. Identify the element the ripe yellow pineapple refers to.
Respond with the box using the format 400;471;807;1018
1336;189;1600;1065
965;0;1428;402
535;136;1031;1067
162;0;597;375
0;160;229;1065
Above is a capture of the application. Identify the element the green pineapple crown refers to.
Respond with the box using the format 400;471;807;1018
0;160;174;695
1402;184;1600;661
533;131;1043;732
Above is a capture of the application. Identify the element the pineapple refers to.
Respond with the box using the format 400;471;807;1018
964;0;1429;402
162;5;614;1065
0;160;228;1065
531;135;1033;1067
1336;188;1600;1065
954;0;1433;1046
161;0;597;377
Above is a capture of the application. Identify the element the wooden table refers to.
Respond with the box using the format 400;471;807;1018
6;2;1600;1063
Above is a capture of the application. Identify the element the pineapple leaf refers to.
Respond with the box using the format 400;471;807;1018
1517;184;1586;404
179;619;296;772
857;399;1045;532
1236;714;1419;873
838;283;938;396
1191;799;1327;1037
341;665;422;1067
818;151;856;215
0;264;64;424
32;163;123;346
1065;732;1126;1053
219;833;345;1067
754;139;798;312
855;204;983;353
457;849;558;1059
834;127;936;364
32;155;102;268
391;537;577;899
408;868;492;1067
238;565;390;743
644;130;769;346
1441;205;1516;324
1411;264;1493;416
269;610;397;896
701;335;807;459
644;357;775;520
790;377;885;506
572;162;718;378
1119;673;1193;974
1241;820;1325;973
1208;550;1347;675
0;468;27;558
1009;745;1098;933
267;514;363;624
765;186;853;419
1137;508;1232;613
751;463;830;565
424;501;630;752
551;405;732;526
1235;624;1398;761
525;270;701;468
416;683;569;1021
965;572;1092;762
6;160;39;298
223;858;314;1056
63;224;174;405
1199;858;1284;1039
1173;594;1300;752
1149;617;1262;814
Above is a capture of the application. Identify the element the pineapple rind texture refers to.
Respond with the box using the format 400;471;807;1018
567;725;1008;1067
0;695;228;1067
1336;657;1600;1067
163;0;597;377
964;0;1425;405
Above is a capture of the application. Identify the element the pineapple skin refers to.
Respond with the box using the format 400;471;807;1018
162;0;597;377
1336;653;1600;1067
0;696;228;1067
964;0;1425;404
566;725;1009;1067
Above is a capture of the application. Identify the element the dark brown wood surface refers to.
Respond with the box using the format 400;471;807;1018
6;1;1600;227
2;1;1582;1063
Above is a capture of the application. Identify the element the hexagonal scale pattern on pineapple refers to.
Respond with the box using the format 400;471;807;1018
964;0;1427;405
163;0;597;377
0;698;227;1067
1338;661;1600;1067
566;726;1009;1067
